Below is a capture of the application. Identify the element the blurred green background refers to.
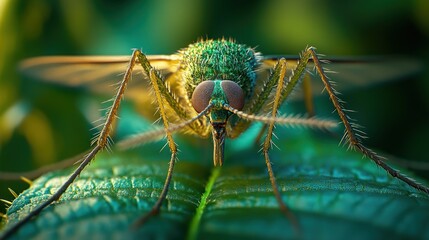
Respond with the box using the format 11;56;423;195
0;0;428;216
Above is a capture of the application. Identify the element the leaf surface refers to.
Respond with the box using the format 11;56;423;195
2;128;429;240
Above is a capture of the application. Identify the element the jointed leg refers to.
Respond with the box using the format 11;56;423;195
273;46;429;194
132;67;178;226
306;47;429;194
1;49;141;240
252;71;314;145
136;52;207;136
261;58;300;231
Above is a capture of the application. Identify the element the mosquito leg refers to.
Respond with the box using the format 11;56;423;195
135;51;207;136
0;50;142;240
252;72;314;145
261;58;301;232
306;47;429;194
131;62;178;226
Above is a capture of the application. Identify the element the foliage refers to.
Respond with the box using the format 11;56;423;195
3;128;429;240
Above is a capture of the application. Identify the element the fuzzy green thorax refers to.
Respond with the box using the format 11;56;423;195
180;39;260;101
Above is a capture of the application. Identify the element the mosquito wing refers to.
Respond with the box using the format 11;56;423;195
20;54;180;97
260;56;422;99
21;54;422;109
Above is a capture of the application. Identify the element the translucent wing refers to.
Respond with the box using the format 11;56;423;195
20;54;182;119
20;54;422;109
20;54;180;96
260;56;422;98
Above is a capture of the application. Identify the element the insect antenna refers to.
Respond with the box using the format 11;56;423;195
223;104;337;130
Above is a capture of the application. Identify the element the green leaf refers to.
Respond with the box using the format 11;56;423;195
2;128;429;240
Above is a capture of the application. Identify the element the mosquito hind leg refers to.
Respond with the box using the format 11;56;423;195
284;46;429;193
306;47;429;194
0;49;142;240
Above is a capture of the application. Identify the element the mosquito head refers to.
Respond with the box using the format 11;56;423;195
191;80;244;113
191;80;245;166
191;79;244;129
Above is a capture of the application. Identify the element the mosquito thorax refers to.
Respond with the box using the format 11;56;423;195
179;39;260;101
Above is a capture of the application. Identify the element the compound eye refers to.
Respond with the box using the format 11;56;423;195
192;81;215;113
221;80;245;110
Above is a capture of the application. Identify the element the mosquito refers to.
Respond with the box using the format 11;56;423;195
1;38;428;239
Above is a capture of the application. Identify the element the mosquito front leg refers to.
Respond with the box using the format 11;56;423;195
132;53;178;227
306;47;429;194
135;50;206;136
252;71;315;145
0;50;141;240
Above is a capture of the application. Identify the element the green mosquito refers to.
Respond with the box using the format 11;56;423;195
1;39;428;239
